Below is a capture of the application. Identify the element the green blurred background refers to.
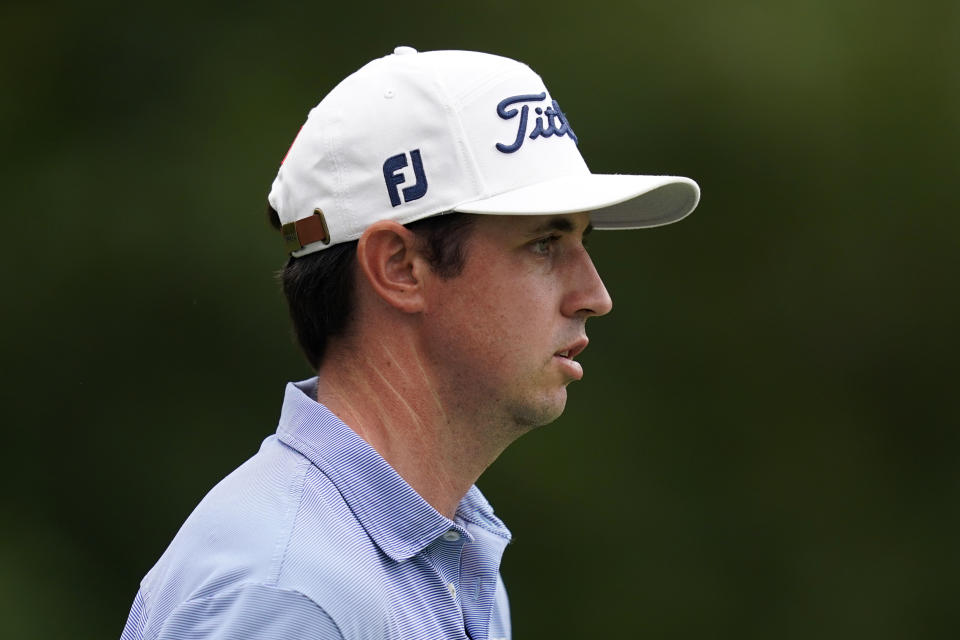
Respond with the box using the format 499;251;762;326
2;0;958;637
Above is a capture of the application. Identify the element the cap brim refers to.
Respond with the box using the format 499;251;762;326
453;173;700;229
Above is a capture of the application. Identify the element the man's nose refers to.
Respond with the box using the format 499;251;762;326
562;249;613;319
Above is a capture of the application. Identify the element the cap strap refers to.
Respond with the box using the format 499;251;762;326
282;209;330;253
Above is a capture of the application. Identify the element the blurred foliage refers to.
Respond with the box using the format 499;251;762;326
1;0;958;638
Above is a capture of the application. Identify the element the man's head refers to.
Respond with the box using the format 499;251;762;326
267;47;699;411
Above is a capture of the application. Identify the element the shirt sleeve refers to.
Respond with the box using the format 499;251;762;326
151;583;344;640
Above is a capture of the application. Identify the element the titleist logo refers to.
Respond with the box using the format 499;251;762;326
495;92;578;154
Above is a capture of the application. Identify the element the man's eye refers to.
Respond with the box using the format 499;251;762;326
531;236;557;255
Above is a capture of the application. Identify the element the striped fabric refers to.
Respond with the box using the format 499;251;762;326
120;378;513;640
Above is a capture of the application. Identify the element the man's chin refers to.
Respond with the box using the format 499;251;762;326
510;389;568;430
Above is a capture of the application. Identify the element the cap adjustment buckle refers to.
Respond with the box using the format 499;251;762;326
282;209;331;254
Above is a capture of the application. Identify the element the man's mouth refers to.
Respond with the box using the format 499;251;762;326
553;338;589;380
554;337;588;360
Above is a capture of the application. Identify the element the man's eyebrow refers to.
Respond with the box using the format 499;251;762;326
527;217;593;236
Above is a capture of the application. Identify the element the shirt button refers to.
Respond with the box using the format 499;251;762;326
447;583;457;598
442;530;460;542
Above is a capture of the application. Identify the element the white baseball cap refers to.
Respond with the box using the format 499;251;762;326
269;46;700;256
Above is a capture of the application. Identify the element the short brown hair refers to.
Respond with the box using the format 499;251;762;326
269;208;475;369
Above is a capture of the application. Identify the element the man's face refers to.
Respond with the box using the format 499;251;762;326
418;212;613;432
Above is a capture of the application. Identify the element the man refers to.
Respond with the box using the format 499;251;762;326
120;46;699;639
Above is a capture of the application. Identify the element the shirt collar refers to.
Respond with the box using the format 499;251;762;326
276;378;511;562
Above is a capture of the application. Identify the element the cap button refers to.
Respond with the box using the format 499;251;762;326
393;45;418;56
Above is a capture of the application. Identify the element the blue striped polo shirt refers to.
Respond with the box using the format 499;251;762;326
120;378;513;639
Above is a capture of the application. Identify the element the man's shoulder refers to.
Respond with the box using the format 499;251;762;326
140;437;307;599
138;435;390;635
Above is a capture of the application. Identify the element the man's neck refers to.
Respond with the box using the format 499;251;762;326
315;336;509;520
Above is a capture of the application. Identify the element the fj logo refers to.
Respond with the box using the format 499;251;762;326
383;149;428;207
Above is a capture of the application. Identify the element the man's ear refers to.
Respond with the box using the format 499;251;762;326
356;221;428;313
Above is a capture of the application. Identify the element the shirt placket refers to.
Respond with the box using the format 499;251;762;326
423;527;469;621
459;522;510;640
